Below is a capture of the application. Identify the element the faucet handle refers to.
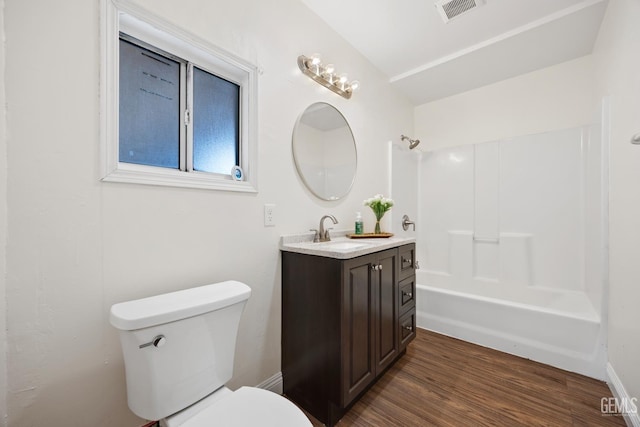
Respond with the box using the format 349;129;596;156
310;229;320;243
323;228;333;242
402;215;416;231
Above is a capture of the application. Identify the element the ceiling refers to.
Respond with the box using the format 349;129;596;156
300;0;608;105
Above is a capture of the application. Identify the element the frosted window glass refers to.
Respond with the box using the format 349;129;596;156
119;39;180;169
193;67;239;174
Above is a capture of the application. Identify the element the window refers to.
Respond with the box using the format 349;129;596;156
192;66;240;174
100;1;258;192
118;38;182;170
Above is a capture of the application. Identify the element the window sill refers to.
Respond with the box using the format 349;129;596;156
101;165;257;193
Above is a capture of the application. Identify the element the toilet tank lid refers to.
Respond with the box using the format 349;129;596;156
110;280;251;331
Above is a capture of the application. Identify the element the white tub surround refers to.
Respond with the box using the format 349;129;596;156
279;230;415;259
407;118;609;380
420;127;595;293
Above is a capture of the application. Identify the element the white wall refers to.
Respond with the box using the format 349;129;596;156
592;0;640;406
3;0;413;426
414;55;595;150
0;0;7;425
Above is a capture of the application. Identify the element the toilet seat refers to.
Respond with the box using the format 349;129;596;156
175;387;311;427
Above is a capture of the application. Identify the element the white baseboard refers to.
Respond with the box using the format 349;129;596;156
607;363;640;427
256;371;283;395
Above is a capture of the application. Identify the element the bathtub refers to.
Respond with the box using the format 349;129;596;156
415;270;607;380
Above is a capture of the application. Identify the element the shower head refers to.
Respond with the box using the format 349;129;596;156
401;134;421;149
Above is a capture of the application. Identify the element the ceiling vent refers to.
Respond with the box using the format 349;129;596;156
435;0;485;23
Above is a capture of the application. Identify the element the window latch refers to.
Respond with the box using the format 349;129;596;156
184;109;191;125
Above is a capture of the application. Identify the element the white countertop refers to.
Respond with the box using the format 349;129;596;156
280;230;415;260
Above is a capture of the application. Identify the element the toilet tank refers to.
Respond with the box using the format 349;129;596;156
110;280;251;421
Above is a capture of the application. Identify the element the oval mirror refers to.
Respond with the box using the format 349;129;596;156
292;102;357;201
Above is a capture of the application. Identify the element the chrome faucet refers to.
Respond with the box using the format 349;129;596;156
314;214;338;242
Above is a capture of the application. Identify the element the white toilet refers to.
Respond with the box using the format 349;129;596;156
110;280;311;426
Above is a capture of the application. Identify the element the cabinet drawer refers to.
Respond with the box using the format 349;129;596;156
399;244;415;280
399;310;416;351
399;276;415;315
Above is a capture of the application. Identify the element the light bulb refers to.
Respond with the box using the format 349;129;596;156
338;74;348;90
349;80;360;91
308;54;322;75
322;64;335;83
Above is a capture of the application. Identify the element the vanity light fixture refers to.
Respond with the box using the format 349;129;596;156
297;54;359;99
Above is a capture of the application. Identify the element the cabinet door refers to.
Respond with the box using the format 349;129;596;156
342;254;376;406
374;249;398;373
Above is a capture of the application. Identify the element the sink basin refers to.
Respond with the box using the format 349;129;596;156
320;241;370;251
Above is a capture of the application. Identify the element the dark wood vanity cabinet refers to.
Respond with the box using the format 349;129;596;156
282;243;416;426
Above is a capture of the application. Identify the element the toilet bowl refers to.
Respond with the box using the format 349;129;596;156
162;386;309;427
110;280;311;426
165;388;310;426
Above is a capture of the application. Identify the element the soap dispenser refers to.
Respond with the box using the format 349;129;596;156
355;212;363;235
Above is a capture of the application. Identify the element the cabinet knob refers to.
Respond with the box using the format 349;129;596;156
402;291;413;298
371;264;383;271
403;325;413;331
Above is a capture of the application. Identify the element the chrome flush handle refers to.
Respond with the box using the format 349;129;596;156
139;335;166;349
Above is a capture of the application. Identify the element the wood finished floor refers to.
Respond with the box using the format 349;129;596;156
301;328;624;427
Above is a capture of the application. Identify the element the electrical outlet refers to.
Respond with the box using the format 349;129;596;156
264;204;275;226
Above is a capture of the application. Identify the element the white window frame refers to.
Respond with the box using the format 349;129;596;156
100;0;258;192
